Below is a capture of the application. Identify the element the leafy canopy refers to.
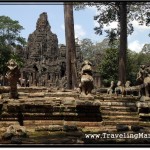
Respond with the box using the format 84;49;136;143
74;2;150;39
0;15;26;76
0;15;26;46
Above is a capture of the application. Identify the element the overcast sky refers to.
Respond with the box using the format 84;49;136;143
0;3;149;53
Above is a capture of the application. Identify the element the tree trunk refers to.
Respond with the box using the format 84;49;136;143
119;2;127;86
64;3;78;89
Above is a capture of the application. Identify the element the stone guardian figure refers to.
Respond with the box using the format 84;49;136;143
5;59;21;99
79;60;94;96
107;81;115;95
136;65;150;101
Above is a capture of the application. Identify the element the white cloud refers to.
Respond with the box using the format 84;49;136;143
128;40;144;53
103;22;118;30
61;24;86;39
93;18;149;31
131;20;150;31
94;20;118;30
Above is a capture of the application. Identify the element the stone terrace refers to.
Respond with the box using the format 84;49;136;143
0;87;150;144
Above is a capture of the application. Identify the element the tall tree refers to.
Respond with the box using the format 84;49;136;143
0;15;25;83
0;16;25;46
64;3;78;89
75;2;150;85
118;3;127;85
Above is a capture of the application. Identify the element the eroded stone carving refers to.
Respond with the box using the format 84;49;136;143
5;59;21;99
79;60;94;96
20;12;59;87
16;13;83;88
107;81;114;95
124;81;133;96
136;65;150;101
115;81;124;96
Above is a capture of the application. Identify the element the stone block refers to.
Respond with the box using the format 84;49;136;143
28;93;45;98
131;125;143;132
61;97;76;105
2;132;13;140
11;137;22;144
116;124;129;132
35;125;63;131
63;125;78;132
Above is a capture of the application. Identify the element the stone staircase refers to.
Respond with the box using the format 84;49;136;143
0;88;102;130
100;96;140;126
0;88;149;130
0;88;144;128
1;88;150;144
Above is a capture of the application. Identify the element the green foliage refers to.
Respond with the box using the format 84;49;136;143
10;52;24;68
126;50;139;85
75;2;150;85
0;16;26;46
0;45;11;75
94;2;150;36
79;38;110;73
74;2;150;39
99;48;119;86
127;49;150;85
79;37;150;86
0;15;25;75
99;48;150;86
79;38;94;60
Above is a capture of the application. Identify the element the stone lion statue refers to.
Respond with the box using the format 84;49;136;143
107;81;115;95
124;80;133;96
115;81;123;96
79;60;94;96
5;59;21;99
136;65;150;100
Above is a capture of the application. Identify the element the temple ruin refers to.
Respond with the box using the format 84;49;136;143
16;12;83;87
0;12;150;145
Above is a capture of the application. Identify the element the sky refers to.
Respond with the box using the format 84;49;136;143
0;3;149;53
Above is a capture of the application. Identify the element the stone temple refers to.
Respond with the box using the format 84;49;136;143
16;12;101;88
16;12;83;87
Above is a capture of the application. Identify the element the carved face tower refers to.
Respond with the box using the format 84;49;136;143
19;12;83;87
26;12;58;64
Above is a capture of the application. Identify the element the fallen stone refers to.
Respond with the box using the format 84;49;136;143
61;97;76;105
28;93;45;98
140;96;150;102
5;125;27;137
6;125;16;135
131;125;143;132
11;137;22;144
63;125;78;132
93;100;101;106
35;125;63;131
17;129;28;138
48;125;63;131
76;100;93;106
79;95;94;100
116;124;129;132
0;86;10;94
2;132;13;140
